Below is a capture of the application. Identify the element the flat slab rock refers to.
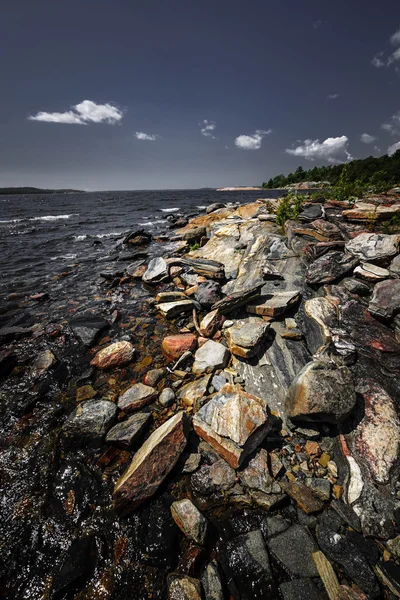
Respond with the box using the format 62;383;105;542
90;341;134;370
192;340;230;375
369;279;400;319
142;257;169;283
193;384;271;468
118;383;158;412
105;412;151;449
113;411;190;515
306;251;358;286
69;314;109;347
247;290;301;317
354;262;390;281
269;524;319;577
279;579;321;600
279;481;324;514
156;300;194;318
225;318;269;358
211;283;264;314
62;399;117;448
345;232;399;264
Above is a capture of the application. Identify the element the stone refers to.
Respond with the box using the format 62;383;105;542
193;385;271;468
308;478;331;501
211;283;264;314
191;459;236;495
168;575;202;600
69;314;109;347
76;385;97;402
162;334;197;361
142;257;169;283
155;291;187;303
51;535;98;597
123;229;152;246
159;388;176;407
105;412;151;449
181;225;207;242
247;290;301;317
177;375;211;408
353;262;390;281
303;297;337;354
250;490;286;511
375;561;400;598
199;310;225;338
306;251;358;286
387;536;400;561
171;499;209;545
279;481;324;514
192;340;230;375
114;412;190;515
218;530;276;599
345;232;399;264
269;524;319;577
342;277;371;296
143;368;166;387
30;349;56;379
206;202;226;214
181;257;225;279
369;279;400;319
182;453;202;473
201;561;224;600
262;261;284;279
118;383;157;413
62;399;117;448
194;281;221;308
279;579;321;600
239;449;275;494
389;253;400;277
265;516;291;538
90;341;134;370
125;259;146;277
331;500;361;531
225;318;269;358
157;300;194;318
285;361;356;424
211;373;228;391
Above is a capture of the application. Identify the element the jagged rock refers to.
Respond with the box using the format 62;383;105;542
143;368;166;387
299;204;324;221
247;290;301;317
194;281;221;308
250;490;286;510
225;318;269;358
201;561;224;600
211;372;228;391
387;536;400;561
118;383;157;412
279;481;324;514
30;349;56;379
306;251;358;285
199;310;225;337
345;232;399;264
181;225;207;242
142;257;169;283
279;579;321;600
182;453;202;473
171;499;209;545
239;449;276;494
162;334;197;361
168;575;202;600
369;279;400;319
308;478;331;501
303;297;337;354
113;412;190;515
125;259;146;277
159;388;176;407
157;300;194;318
69;314;109;347
62;399;117;448
354;262;390;281
193;385;271;468
285;361;356;424
389;253;400;277
123;229;152;246
342;278;371;296
105;412;151;449
331;500;361;532
191;459;236;495
212;283;264;314
265;516;291;538
218;530;276;599
177;375;211;408
192;340;230;375
181;257;225;279
269;524;319;577
90;341;134;369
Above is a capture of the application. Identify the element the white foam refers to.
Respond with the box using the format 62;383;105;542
0;218;23;223
50;254;77;261
138;220;167;226
30;214;78;221
160;207;179;212
73;235;87;241
196;205;207;209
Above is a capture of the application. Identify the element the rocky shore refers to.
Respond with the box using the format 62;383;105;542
1;192;400;599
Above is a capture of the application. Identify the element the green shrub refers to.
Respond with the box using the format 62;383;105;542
276;193;304;232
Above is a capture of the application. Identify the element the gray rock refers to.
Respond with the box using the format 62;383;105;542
369;279;400;320
69;314;109;347
280;579;321;600
105;412;151;449
308;478;331;501
389;253;400;277
157;300;194;318
201;561;224;600
345;232;399;264
211;373;228;391
354;262;390;281
268;524;319;577
118;383;157;413
191;459;236;495
212;283;264;314
303;297;337;355
265;516;291;538
225;318;269;358
142;257;169;283
247;290;301;317
182;453;202;473
306;251;358;285
171;499;209;545
62;399;117;448
342;277;371;296
192;340;230;375
194;281;221;308
239;449;275;494
206;202;226;214
159;388;175;407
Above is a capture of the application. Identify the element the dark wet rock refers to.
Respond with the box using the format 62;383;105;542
201;561;224;600
225;318;269;358
346;530;380;565
193;385;271;468
194;281;221;308
192;340;230;375
114;412;190;515
140;495;179;568
100;265;125;280
69;314;109;347
280;579;322;600
168;575;202;600
303;297;337;354
247;290;301;317
285;360;356;424
317;526;381;597
143;257;169;283
181;257;225;279
345;232;399;264
177;544;207;577
118;382;158;412
90;340;135;369
330;499;361;531
61;399;117;448
0;349;17;380
342;277;371;296
279;481;324;514
191;459;236;495
264;516;291;538
218;530;276;599
29;349;56;379
51;535;98;597
125;258;146;276
162;334;197;361
376;561;400;597
76;384;97;402
369;279;400;320
159;388;176;407
105;412;151;449
171;499;209;544
268;523;319;577
306;251;358;286
123;229;152;246
0;324;34;342
212;282;264;314
307;477;331;501
250;489;286;511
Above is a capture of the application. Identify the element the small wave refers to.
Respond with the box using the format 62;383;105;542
50;254;78;261
0;218;23;224
196;205;207;209
30;214;78;222
73;232;124;241
138;219;167;226
160;207;179;212
73;235;87;241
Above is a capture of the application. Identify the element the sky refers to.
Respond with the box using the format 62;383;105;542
1;0;400;190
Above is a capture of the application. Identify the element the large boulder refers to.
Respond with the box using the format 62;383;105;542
345;233;399;264
90;341;134;370
192;340;230;375
62;399;117;448
285;360;356;424
368;279;400;320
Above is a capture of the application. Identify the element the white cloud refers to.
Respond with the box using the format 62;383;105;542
135;131;158;141
390;28;400;46
372;27;400;68
388;47;400;65
200;119;217;139
313;20;322;29
327;93;339;99
360;133;376;144
286;135;352;162
28;100;123;124
381;112;400;136
234;129;271;150
388;141;400;156
372;54;385;68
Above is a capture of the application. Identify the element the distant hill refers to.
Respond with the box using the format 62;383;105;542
0;187;84;195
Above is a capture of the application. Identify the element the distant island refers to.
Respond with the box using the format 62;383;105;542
0;187;84;195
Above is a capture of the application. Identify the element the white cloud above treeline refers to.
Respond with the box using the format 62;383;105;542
360;133;377;144
28;100;124;124
388;141;400;156
286;136;352;163
381;111;400;135
135;132;158;141
235;129;271;150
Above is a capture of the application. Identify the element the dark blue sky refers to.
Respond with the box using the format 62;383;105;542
1;0;400;189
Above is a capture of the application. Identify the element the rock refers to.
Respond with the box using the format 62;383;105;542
181;225;207;242
265;516;291;538
211;283;264;314
182;453;202;473
279;579;321;600
303;297;337;354
194;281;222;308
317;526;380;597
206;202;226;214
51;535;98;597
125;258;146;277
269;524;319;577
76;384;97;402
306;251;358;286
157;300;194;318
279;481;324;514
218;530;276;599
225;318;269;358
168;575;202;600
177;375;211;408
143;367;166;387
345;232;399;264
300;204;324;221
142;257;169;283
118;383;157;413
331;500;361;532
0;349;17;380
342;277;371;296
181;257;225;279
387;536;400;561
285;361;356;424
193;385;271;468
162;334;197;361
199;310;225;338
123;229;152;246
307;478;331;501
113;412;190;515
69;314;109;347
389;253;400;277
155;291;187;303
105;412;151;449
62;399;117;448
192;340;230;375
159;388;176;407
30;349;56;379
369;279;400;319
90;341;134;370
375;561;400;598
171;499;209;545
353;262;390;281
262;261;284;279
211;373;228;391
247;290;301;317
201;561;224;600
239;449;275;494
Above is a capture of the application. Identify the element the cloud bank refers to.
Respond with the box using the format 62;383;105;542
135;132;158;141
286;136;352;163
28;100;124;124
235;129;271;150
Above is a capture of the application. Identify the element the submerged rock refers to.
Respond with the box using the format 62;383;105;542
345;232;399;264
162;334;197;361
90;340;135;369
171;499;209;544
70;314;109;347
118;383;157;412
192;340;230;375
105;412;151;449
62;399;117;448
30;349;56;379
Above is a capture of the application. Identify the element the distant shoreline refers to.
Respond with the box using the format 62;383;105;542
0;187;84;195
